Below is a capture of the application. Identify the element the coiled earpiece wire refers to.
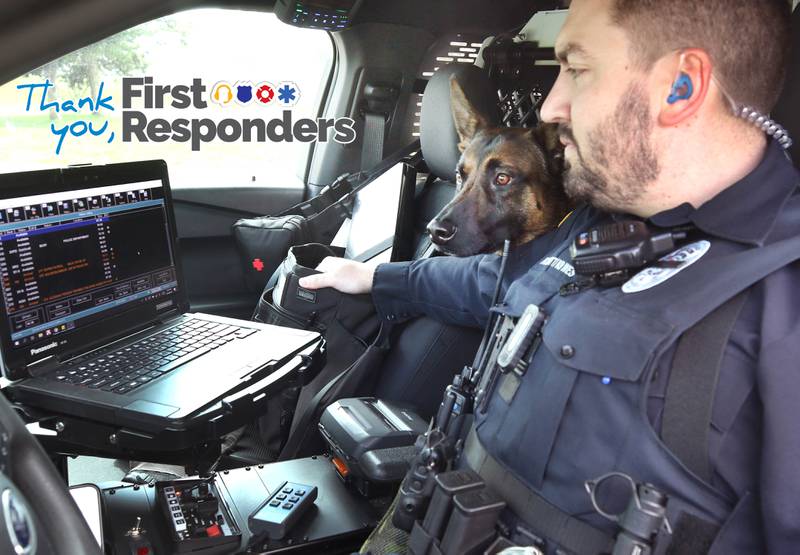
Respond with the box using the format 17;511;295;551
714;76;793;149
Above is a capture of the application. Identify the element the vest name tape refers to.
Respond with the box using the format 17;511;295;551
540;256;576;278
622;240;711;294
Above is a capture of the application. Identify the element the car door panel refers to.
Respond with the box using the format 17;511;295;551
173;185;304;319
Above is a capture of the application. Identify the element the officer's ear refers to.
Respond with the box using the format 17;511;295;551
450;76;490;152
658;49;712;127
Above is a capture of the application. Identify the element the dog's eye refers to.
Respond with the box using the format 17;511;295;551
494;173;512;187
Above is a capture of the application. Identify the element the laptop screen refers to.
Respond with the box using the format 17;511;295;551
0;161;186;379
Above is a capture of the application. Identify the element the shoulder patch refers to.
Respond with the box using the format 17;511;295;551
622;240;711;294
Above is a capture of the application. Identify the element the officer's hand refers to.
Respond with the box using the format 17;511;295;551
298;257;376;295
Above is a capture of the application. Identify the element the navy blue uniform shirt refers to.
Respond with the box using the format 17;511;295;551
372;142;800;551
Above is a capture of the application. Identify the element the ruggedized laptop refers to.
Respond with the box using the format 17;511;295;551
0;160;320;430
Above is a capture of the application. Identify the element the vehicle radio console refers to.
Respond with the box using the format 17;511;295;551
274;0;364;30
156;478;241;554
100;456;382;554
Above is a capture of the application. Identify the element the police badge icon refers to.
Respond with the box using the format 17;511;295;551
235;81;255;106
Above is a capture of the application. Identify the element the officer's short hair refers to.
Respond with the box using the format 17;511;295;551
612;0;792;113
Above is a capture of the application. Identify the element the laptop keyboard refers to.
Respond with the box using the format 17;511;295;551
48;319;258;395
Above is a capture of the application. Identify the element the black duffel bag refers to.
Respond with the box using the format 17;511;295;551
233;176;353;293
238;243;389;461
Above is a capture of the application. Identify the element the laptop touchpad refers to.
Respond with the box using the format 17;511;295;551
123;400;180;417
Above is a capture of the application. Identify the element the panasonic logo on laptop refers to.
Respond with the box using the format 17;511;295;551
30;342;58;356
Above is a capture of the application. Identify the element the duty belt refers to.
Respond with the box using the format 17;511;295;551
462;428;615;555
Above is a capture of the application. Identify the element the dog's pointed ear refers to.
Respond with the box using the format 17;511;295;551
531;122;565;176
450;76;489;152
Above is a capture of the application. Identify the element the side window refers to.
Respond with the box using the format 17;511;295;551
0;9;333;188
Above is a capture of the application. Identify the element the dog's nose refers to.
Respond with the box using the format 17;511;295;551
427;219;458;244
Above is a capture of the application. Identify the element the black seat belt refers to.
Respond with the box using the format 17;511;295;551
362;112;386;170
661;291;750;482
360;82;399;170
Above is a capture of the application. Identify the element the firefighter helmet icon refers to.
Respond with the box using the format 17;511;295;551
255;82;276;105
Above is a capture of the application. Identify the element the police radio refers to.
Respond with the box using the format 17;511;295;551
566;221;692;289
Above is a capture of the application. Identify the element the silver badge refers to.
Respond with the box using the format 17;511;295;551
622;240;711;294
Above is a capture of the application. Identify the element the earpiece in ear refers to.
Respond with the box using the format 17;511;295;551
667;73;693;104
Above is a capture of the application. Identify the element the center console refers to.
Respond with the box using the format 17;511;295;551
99;455;384;554
90;396;430;553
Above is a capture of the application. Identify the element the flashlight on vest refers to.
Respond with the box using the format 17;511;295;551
586;473;673;555
612;483;671;555
570;221;690;286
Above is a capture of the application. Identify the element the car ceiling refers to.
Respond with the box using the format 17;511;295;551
0;0;562;84
355;0;562;34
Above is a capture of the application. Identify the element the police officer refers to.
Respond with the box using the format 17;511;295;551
301;0;799;551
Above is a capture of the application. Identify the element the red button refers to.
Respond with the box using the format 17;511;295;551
206;524;222;537
137;547;150;555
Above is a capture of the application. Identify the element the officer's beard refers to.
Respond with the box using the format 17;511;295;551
559;82;660;213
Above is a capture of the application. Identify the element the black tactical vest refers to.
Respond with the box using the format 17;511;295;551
467;204;800;553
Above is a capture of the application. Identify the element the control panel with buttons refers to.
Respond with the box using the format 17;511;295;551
156;478;241;553
248;481;318;540
274;0;363;31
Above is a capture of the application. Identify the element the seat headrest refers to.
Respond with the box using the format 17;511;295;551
420;64;500;181
772;6;800;164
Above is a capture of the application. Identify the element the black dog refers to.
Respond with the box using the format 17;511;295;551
427;78;571;256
